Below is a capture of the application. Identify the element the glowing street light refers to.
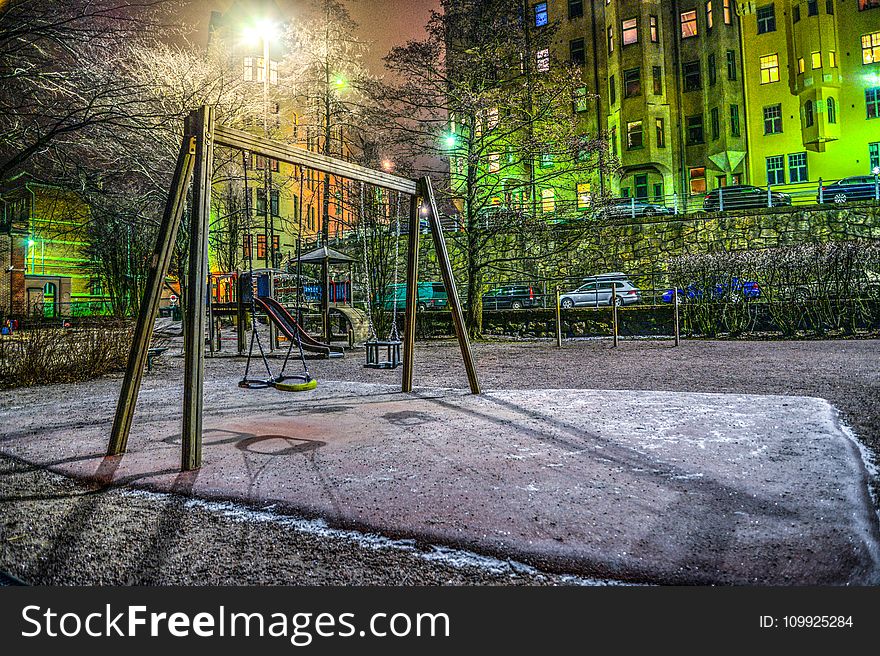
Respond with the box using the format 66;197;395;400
381;159;395;172
442;132;458;149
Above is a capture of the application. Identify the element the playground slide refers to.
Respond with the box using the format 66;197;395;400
254;297;344;359
329;306;370;345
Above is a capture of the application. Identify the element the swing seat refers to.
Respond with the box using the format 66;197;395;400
272;375;318;392
238;378;274;389
364;338;402;370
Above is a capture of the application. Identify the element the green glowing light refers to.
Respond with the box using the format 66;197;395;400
443;132;458;148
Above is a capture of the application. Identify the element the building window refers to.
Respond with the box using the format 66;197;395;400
256;188;267;214
653;65;663;95
536;48;550;72
270;158;279;172
626;121;643;149
574;86;589;112
540;152;554;168
730;104;741;136
243;57;254;81
689;167;707;194
789;152;808;183
793;6;801;22
723;0;732;23
798;57;805;74
269;60;278;85
863;32;880;64
686;114;704;145
622;18;639;45
706;1;714;30
610;126;617;154
242;235;252;259
534;2;548;27
757;4;776;33
577;183;591;209
726;50;737;80
827;97;837;123
270;189;280;216
867;87;880;119
869;142;880;172
760;54;780;83
708;53;717;86
624;68;641;97
711;107;720;140
256;234;267;259
807;0;818;16
827;0;834;14
811;51;822;69
681;10;698;38
656;118;666;147
634;174;649;199
609;74;616;105
570;38;586;65
568;0;584;19
764;104;783;133
541;188;555;213
683;61;701;91
860;0;880;10
650;15;659;42
607;26;614;53
766;155;785;185
829;51;837;67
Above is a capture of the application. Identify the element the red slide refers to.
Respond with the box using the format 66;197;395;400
254;297;344;359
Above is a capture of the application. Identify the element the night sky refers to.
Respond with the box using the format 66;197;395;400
181;0;440;73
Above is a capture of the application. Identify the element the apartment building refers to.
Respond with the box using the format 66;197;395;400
539;0;879;204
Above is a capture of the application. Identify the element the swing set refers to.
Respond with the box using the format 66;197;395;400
107;106;480;471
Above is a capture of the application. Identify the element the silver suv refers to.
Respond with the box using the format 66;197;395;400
560;274;642;308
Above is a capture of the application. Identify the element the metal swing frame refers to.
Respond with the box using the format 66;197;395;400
106;106;480;472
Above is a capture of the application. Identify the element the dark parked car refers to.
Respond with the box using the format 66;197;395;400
601;197;674;218
702;185;792;211
482;285;540;310
818;176;879;204
661;278;761;303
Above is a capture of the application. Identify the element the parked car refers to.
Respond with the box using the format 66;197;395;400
661;278;761;303
381;282;448;311
559;275;642;308
601;197;674;218
482;285;540;310
702;185;792;211
818;176;879;204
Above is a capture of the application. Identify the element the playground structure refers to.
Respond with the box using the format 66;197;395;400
107;106;480;471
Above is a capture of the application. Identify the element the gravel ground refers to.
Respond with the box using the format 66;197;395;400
2;336;878;585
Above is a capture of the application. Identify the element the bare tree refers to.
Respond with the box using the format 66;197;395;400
377;0;611;336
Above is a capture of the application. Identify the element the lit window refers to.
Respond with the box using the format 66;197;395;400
766;155;785;185
811;51;822;69
573;86;589;113
723;0;732;23
862;32;880;65
681;10;698;38
867;87;880;119
860;0;880;9
541;188;555;213
488;153;500;172
624;68;641;97
577;183;591;210
534;2;548;27
706;1;714;30
607;26;614;53
763;104;783;133
798;57;805;74
541;152;554;168
656;118;666;147
829;51;837;67
256;234;267;259
689;167;706;195
760;54;780;83
622;18;639;45
537;48;550;72
650;15;659;42
626;121;643;149
757;4;776;33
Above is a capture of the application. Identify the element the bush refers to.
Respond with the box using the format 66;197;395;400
0;321;134;388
